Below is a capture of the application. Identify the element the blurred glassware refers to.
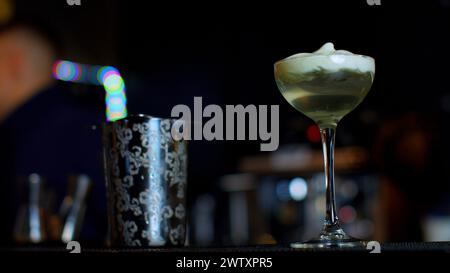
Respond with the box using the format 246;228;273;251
13;174;48;244
220;173;267;245
59;174;92;243
192;194;215;246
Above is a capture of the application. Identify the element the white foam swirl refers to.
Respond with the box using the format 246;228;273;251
280;42;375;74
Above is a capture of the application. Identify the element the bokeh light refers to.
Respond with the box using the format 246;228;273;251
306;124;321;143
97;66;120;84
52;60;128;121
288;177;308;201
103;73;125;94
52;60;81;82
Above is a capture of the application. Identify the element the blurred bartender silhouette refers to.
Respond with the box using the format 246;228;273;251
0;20;105;245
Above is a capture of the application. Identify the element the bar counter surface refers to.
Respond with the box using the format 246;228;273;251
4;242;450;253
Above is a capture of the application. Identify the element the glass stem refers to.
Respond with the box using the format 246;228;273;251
320;127;340;228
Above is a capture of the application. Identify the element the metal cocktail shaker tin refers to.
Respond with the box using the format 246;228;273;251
103;114;188;247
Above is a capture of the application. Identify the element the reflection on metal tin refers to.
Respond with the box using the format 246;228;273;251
103;114;188;247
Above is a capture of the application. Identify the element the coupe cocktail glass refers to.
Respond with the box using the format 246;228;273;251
274;43;375;248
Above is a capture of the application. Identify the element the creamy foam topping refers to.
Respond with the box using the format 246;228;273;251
280;42;375;74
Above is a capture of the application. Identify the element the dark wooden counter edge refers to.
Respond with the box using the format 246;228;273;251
2;242;450;253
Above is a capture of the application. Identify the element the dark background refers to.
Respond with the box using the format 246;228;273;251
2;0;450;245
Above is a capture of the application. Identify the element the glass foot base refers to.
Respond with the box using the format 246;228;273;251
291;238;366;249
291;226;366;249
